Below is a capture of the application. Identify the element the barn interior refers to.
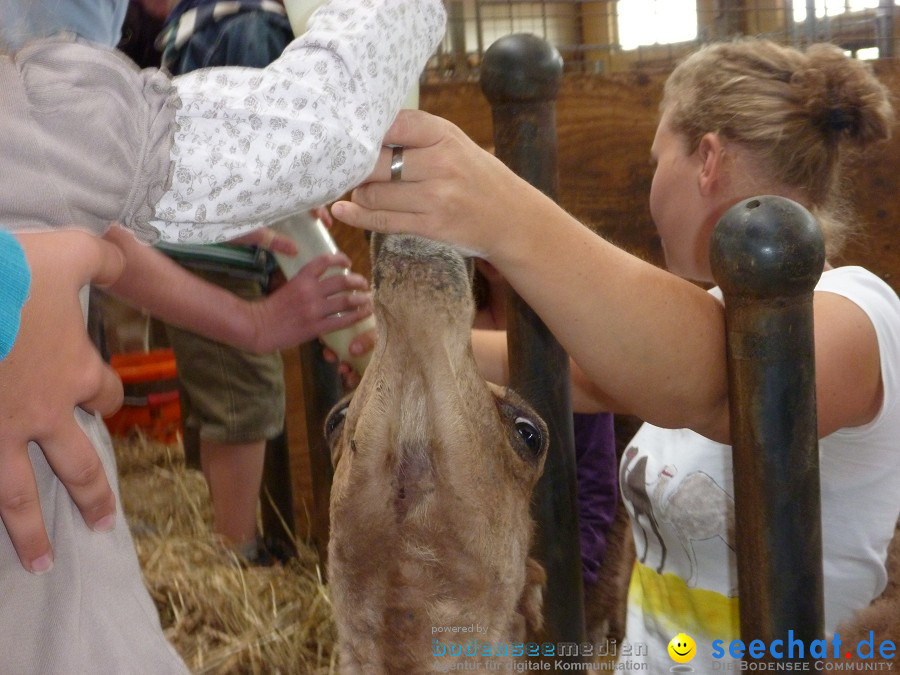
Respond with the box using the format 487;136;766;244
93;1;900;672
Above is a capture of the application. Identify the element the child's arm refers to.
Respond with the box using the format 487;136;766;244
149;0;446;243
102;225;372;353
3;0;445;245
0;231;125;574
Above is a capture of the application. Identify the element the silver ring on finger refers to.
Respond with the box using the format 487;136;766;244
390;145;404;182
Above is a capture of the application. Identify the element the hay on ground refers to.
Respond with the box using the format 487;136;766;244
114;433;337;674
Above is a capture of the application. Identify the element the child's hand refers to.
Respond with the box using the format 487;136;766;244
229;226;299;256
249;252;373;353
321;328;376;390
0;231;125;574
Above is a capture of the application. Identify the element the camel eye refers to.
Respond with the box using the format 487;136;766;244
515;417;542;453
495;389;548;465
324;395;353;468
325;407;347;438
324;397;351;443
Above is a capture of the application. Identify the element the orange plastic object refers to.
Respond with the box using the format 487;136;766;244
104;349;181;444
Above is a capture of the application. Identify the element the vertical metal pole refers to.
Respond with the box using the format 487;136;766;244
877;0;895;58
784;0;798;46
447;0;468;75
480;33;586;646
475;0;485;64
806;0;817;43
716;0;745;39
299;340;344;576
710;196;825;660
260;429;298;560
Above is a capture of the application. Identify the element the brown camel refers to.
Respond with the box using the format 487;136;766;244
325;234;547;674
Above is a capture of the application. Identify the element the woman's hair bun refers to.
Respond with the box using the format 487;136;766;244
793;42;894;146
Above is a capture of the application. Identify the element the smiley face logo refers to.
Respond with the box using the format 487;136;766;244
667;633;696;663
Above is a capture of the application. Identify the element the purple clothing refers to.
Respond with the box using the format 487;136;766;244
574;412;618;586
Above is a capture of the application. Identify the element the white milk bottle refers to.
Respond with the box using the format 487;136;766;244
281;0;416;374
269;211;374;375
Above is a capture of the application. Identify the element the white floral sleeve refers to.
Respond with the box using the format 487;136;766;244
150;0;445;243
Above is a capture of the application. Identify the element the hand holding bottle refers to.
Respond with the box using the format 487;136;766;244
269;211;375;375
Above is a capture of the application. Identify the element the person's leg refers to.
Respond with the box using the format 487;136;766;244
164;269;286;559
199;438;266;555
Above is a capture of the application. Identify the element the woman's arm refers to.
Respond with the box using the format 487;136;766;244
337;111;886;443
335;111;733;440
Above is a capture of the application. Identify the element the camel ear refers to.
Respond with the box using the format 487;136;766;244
517;556;547;640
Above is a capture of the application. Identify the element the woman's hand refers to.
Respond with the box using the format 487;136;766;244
0;231;126;574
331;110;541;260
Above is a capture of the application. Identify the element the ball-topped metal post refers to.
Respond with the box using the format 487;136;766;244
481;34;586;647
711;195;826;661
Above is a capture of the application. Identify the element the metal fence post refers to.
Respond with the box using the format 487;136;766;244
480;33;586;646
710;195;826;660
299;341;344;575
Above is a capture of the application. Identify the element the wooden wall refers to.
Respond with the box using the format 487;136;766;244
419;62;900;291
847;61;900;290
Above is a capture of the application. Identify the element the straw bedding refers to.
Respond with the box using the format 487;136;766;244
114;434;336;674
113;434;900;672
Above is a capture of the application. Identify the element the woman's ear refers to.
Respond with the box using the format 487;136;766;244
697;132;725;196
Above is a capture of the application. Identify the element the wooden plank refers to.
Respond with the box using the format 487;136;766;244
422;63;900;293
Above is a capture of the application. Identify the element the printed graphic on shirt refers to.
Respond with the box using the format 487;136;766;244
622;438;741;654
654;463;735;589
628;561;740;642
620;446;667;573
620;443;737;595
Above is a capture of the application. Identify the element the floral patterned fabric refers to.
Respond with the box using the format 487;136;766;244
152;0;446;243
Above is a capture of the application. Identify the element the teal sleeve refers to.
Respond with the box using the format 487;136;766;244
0;231;31;360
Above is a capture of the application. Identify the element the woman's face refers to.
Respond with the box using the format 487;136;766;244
649;110;717;282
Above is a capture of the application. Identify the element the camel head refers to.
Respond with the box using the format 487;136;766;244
325;234;547;672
